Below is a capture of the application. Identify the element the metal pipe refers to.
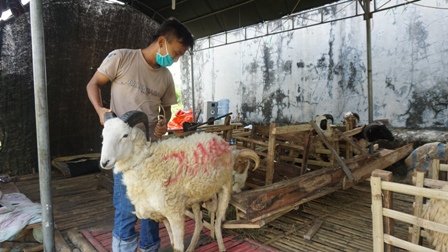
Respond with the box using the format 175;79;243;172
30;0;55;250
190;51;196;122
365;0;373;124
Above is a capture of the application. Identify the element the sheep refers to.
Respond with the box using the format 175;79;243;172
405;142;448;179
231;149;260;193
422;184;448;251
100;110;239;252
202;148;260;239
352;121;395;153
342;111;360;129
314;114;334;138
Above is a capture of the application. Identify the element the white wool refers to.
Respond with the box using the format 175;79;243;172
100;118;233;252
422;185;448;251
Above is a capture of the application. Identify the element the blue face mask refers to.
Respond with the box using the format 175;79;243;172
156;41;174;67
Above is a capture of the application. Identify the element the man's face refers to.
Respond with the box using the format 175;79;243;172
165;38;189;62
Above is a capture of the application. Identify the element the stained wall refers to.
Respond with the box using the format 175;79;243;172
181;1;448;129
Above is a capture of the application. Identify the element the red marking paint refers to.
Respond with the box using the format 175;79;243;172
162;137;230;186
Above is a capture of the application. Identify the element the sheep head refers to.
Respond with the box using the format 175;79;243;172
362;122;394;142
100;110;149;170
314;114;333;131
233;149;260;174
343;111;359;127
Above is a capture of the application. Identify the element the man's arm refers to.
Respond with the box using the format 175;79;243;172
86;71;112;125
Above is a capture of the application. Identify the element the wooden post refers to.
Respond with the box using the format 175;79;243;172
410;171;425;245
372;169;394;252
266;123;276;185
371;171;384;252
223;115;232;142
300;132;312;175
310;120;355;181
432;159;440;180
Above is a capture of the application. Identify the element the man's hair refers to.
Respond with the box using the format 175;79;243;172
152;18;194;49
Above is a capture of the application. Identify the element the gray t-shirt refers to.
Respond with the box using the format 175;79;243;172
98;49;177;135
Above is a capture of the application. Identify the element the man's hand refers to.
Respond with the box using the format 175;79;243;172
153;119;167;137
98;108;112;125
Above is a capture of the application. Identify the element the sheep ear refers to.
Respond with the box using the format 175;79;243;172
119;111;150;141
104;111;117;122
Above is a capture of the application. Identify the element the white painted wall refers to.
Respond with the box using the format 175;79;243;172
180;0;448;129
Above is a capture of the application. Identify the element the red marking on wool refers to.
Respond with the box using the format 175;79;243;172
162;137;231;186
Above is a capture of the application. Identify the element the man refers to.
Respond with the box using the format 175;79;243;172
86;18;194;252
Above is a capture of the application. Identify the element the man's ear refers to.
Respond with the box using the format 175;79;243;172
157;36;166;48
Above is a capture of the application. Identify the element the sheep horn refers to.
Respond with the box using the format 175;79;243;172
323;114;334;124
119;110;150;141
104;111;117;122
238;149;260;171
352;112;360;122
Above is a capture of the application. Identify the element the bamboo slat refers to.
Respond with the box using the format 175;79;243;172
410;171;425;244
383;234;436;252
370;176;384;252
381;181;448;201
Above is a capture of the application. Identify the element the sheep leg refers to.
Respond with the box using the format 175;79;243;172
162;219;174;249
215;186;231;252
166;214;185;252
186;203;203;252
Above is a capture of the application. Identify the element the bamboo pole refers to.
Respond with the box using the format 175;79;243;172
432;159;440;180
410;171;425;244
372;169;394;252
383;208;448;235
371;175;384;252
380;181;448;201
383;234;436;252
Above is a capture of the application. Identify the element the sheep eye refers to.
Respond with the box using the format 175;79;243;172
123;134;128;138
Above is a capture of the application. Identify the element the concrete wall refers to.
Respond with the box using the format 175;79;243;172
181;0;448;129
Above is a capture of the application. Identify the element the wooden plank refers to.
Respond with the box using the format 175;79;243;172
222;219;265;229
232;165;343;220
303;220;323;240
310;120;355;181
265;123;276;185
343;143;414;189
272;124;313;135
233;136;268;147
333;128;369;156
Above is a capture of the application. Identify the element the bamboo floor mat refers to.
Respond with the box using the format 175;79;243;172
14;171;417;251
